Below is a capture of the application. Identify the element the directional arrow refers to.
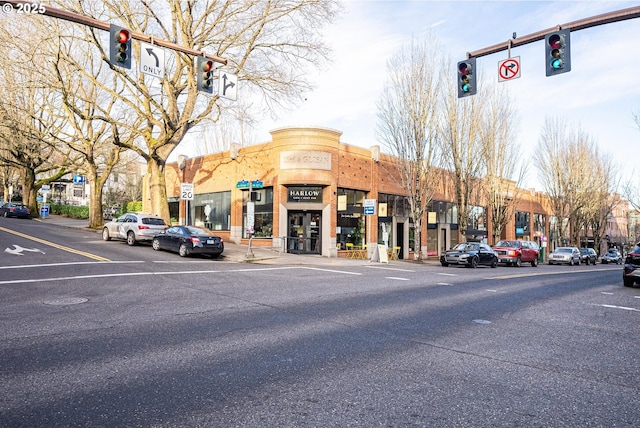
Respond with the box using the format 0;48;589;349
4;245;46;256
221;73;236;96
146;48;159;67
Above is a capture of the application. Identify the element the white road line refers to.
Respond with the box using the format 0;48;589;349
367;266;415;272
437;282;453;286
0;261;144;270
386;277;410;281
595;304;640;312
438;273;456;276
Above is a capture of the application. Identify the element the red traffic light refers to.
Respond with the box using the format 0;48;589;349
548;34;561;50
115;29;130;44
458;62;470;75
201;60;214;73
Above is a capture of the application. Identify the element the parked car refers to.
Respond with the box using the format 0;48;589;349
601;248;623;264
548;246;581;265
0;203;31;219
440;242;498;268
152;225;224;258
102;212;168;246
623;243;640;287
492;240;540;267
579;247;598;265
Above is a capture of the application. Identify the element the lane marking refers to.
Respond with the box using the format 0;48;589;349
0;226;110;261
367;266;415;272
491;268;617;280
0;266;360;285
437;282;453;286
438;273;456;277
386;277;410;281
594;304;640;312
0;261;144;270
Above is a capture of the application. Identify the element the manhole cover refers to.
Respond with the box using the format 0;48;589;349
43;297;88;306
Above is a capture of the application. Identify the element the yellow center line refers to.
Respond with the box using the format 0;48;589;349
0;226;110;261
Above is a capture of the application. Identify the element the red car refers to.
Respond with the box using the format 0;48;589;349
492;240;540;267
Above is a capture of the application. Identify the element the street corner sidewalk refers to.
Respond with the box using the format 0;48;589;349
34;214;93;230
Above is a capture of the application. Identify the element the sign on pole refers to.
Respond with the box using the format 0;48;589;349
140;42;165;78
218;71;237;100
498;56;521;82
364;198;376;215
180;183;194;200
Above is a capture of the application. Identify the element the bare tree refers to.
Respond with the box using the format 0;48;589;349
52;0;340;223
480;83;525;244
439;61;486;243
376;35;442;261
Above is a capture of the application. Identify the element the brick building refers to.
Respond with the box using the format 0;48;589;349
163;126;567;259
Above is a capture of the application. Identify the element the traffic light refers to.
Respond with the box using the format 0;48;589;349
109;24;132;69
197;56;214;93
457;58;477;98
545;29;571;76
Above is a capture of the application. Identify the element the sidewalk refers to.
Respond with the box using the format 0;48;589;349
35;215;437;267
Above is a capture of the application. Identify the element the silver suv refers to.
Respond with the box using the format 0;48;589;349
102;212;168;246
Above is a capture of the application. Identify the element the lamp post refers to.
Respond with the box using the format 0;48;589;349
178;155;189;226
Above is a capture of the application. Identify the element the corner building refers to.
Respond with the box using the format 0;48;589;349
164;127;553;259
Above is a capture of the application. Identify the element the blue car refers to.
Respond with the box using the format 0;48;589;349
0;203;31;219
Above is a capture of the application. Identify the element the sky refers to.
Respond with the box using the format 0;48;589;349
249;0;640;191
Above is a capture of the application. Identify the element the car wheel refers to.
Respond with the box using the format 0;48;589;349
617;259;623;265
470;257;478;268
585;258;589;265
569;259;574;266
491;258;497;268
531;257;538;267
179;243;189;257
440;261;449;267
623;277;634;287
102;228;111;241
3;211;8;218
515;256;522;267
152;238;161;251
126;231;136;246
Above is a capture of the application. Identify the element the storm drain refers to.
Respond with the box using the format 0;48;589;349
43;297;88;306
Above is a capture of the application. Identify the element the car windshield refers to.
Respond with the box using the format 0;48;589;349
557;248;573;253
185;226;211;235
495;240;519;247
453;243;479;252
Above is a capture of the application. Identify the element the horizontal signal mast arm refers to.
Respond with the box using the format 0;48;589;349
0;0;228;65
466;5;640;59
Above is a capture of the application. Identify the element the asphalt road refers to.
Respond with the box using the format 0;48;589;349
1;216;639;427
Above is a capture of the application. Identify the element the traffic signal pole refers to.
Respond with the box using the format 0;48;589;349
0;0;228;65
464;5;640;59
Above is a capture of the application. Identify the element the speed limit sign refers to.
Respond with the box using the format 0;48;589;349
180;183;194;200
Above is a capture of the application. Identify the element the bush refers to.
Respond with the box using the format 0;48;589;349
50;204;90;219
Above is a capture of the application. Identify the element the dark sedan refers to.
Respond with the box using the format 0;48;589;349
0;203;31;218
152;225;224;258
579;247;598;265
440;242;498;268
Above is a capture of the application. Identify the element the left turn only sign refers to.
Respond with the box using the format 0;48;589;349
140;42;165;78
181;183;194;200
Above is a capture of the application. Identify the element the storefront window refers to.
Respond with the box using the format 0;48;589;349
515;211;530;237
193;191;231;230
242;187;274;238
533;213;546;236
337;188;366;248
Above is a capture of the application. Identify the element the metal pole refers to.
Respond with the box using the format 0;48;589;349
0;0;228;64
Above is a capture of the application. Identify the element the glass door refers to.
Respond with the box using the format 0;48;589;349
288;211;321;254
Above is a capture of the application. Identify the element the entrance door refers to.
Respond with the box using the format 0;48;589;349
395;222;404;260
288;211;321;254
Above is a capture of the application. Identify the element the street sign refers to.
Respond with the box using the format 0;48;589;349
218;71;237;100
40;204;50;218
73;174;84;185
246;201;255;234
498;56;521;82
41;184;50;193
180;183;194;200
364;198;376;215
140;42;165;78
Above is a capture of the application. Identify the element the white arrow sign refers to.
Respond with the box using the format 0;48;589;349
218;71;237;100
140;42;165;78
4;245;46;256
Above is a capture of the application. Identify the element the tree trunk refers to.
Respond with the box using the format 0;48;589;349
22;167;37;218
146;158;171;223
88;178;104;229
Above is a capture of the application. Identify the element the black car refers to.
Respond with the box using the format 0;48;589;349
152;225;224;258
579;247;598;265
440;242;498;268
0;203;31;218
623;244;640;287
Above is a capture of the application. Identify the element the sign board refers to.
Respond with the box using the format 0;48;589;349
246;201;255;233
236;179;264;189
40;204;50;218
73;174;84;185
140;42;165;78
377;244;389;264
180;183;194;200
364;199;376;215
41;184;50;193
498;56;521;82
218;71;237;100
